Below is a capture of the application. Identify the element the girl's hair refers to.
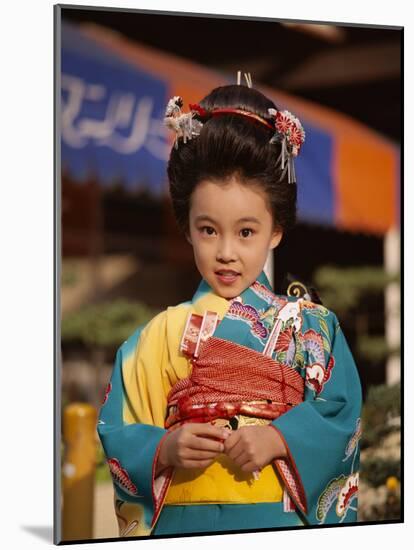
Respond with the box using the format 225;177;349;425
167;84;297;235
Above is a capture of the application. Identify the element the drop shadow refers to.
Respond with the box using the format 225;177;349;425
21;525;53;543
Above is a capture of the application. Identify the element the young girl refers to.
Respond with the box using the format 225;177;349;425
97;79;363;538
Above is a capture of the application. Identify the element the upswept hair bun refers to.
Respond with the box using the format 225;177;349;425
167;84;297;235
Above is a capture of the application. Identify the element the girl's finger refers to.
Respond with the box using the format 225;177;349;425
187;423;229;441
182;449;223;460
239;460;261;474
230;449;251;467
187;435;224;453
225;437;244;461
223;430;241;452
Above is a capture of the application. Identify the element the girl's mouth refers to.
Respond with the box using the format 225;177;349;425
215;270;240;285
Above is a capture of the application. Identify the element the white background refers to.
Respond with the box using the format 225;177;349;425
1;0;410;548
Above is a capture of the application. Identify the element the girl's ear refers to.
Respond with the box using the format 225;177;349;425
269;230;283;250
185;231;193;246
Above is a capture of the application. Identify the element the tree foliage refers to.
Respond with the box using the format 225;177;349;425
361;382;401;449
314;265;399;315
61;300;157;348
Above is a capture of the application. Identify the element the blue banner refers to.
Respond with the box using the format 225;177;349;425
61;22;170;194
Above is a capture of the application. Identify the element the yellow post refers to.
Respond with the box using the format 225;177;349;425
385;475;400;519
62;403;97;541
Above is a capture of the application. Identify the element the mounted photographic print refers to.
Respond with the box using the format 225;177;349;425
54;3;402;544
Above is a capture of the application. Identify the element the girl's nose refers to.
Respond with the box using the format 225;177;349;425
216;238;237;262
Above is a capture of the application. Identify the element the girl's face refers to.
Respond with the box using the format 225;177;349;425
187;176;283;299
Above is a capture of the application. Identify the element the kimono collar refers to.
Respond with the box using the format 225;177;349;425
191;271;273;317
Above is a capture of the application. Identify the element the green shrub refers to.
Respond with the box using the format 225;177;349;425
61;300;157;348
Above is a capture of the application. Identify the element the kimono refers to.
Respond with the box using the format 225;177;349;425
97;270;362;537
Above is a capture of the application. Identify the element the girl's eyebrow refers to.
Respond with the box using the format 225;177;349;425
195;215;261;224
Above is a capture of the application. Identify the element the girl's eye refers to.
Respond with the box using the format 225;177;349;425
200;226;216;236
240;228;254;238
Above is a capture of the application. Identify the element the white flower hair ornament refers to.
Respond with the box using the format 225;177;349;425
164;96;203;149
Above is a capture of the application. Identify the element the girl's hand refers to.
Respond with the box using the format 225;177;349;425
223;425;287;473
156;423;229;474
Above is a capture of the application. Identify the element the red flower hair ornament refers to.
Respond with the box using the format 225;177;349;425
268;108;306;183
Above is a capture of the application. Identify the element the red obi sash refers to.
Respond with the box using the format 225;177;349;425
165;336;304;429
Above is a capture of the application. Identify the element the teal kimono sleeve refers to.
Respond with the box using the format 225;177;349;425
270;311;363;526
97;325;173;537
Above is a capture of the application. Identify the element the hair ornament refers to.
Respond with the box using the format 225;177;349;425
268;108;305;183
164;96;203;149
237;70;253;88
188;103;208;118
164;78;305;183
